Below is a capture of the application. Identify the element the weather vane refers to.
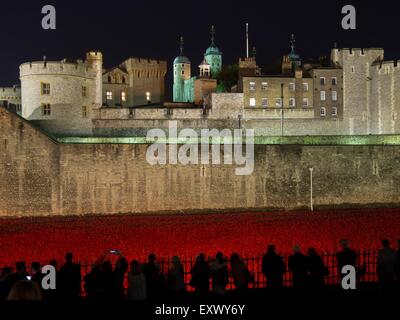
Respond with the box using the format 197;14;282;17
179;36;184;55
290;34;296;54
210;25;216;46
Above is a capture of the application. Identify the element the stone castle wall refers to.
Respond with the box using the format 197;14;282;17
1;107;399;217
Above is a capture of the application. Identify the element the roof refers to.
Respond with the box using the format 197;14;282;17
103;66;128;75
174;55;191;64
205;45;222;56
199;58;210;66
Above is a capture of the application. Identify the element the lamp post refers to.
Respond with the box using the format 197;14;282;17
280;83;284;137
309;167;314;212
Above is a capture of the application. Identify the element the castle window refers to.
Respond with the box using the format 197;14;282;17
332;77;337;85
303;83;309;92
351;66;355;73
320;77;326;86
82;106;87;118
249;98;256;107
332;107;338;117
302;98;309;107
42;103;51;116
320;107;326;117
275;98;282;108
82;86;87;97
332;91;338;101
121;92;126;102
261;98;268;107
41;83;50;95
106;91;113;100
289;83;295;91
122;76;126;84
261;82;268;90
108;76;112;83
249;82;256;91
320;91;326;101
289;98;296;107
181;70;185;75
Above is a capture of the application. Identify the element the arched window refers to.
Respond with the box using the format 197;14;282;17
108;76;112;83
122;76;126;84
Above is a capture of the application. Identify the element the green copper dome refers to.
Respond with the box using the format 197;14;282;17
205;45;221;56
174;55;190;64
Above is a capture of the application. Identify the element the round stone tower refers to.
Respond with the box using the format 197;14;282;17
173;37;191;102
204;25;222;78
19;57;97;120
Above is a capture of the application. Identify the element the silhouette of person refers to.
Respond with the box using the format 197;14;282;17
113;256;128;300
127;260;146;301
31;262;45;297
0;267;12;300
141;253;163;300
59;252;81;301
84;259;102;303
307;248;328;289
210;252;229;295
190;253;210;297
288;245;308;288
230;253;251;294
336;239;357;277
396;239;400;290
395;239;400;284
96;260;115;301
377;238;397;295
167;256;185;298
262;245;285;288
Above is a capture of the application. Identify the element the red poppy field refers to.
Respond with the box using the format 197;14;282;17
1;208;400;266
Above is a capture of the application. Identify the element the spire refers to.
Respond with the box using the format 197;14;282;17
210;25;216;47
252;46;257;58
290;34;296;55
246;23;249;58
179;36;184;55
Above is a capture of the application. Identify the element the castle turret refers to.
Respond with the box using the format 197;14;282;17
204;25;222;78
199;57;211;78
173;37;191;102
86;51;103;108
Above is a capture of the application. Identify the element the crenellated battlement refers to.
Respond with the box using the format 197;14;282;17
122;57;167;72
20;60;96;79
335;48;384;56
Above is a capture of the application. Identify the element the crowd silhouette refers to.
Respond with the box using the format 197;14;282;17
1;239;400;301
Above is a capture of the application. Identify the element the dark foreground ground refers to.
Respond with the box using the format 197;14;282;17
1;284;397;319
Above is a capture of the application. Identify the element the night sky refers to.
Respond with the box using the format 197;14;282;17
1;0;399;99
